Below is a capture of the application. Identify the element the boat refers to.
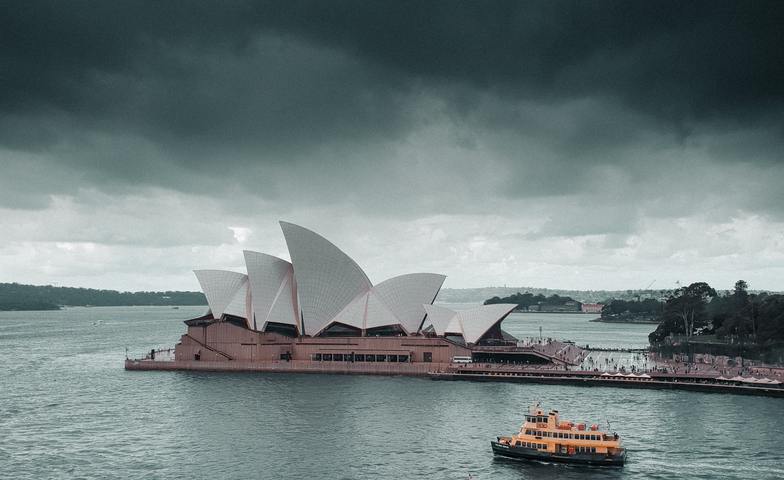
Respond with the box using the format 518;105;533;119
491;404;626;466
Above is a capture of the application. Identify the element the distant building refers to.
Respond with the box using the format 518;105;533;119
581;303;604;314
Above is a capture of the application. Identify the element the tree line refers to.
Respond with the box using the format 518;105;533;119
484;291;578;308
649;280;784;345
0;282;207;310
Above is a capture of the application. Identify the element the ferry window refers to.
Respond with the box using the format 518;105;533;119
355;354;365;361
591;447;596;453
366;355;375;362
515;441;521;446
399;355;409;362
312;354;321;361
423;352;432;362
323;354;332;361
388;355;398;362
376;355;386;362
334;354;343;361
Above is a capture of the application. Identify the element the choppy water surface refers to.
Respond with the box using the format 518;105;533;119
1;306;782;479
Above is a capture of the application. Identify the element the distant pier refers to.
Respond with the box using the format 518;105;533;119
429;366;784;398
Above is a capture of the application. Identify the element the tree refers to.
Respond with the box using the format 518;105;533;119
666;282;716;339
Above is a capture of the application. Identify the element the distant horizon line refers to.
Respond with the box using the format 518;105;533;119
2;280;780;295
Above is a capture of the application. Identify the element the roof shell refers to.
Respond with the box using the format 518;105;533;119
422;303;517;344
372;273;446;333
422;304;459;336
243;250;298;331
280;221;372;335
194;269;249;320
457;304;517;343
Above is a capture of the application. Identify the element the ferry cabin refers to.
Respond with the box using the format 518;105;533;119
517;408;622;456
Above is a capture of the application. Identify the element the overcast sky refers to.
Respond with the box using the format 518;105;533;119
1;1;783;292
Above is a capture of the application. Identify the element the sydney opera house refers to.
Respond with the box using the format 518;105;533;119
128;222;563;375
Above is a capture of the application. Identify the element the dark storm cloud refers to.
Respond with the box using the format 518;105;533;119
1;0;782;214
8;1;783;114
254;0;784;123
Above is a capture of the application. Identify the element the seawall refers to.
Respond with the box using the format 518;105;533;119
125;358;784;398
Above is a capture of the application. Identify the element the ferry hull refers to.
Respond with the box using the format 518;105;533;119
491;441;626;467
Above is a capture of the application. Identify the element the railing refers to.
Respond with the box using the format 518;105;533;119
131;347;176;362
184;334;234;360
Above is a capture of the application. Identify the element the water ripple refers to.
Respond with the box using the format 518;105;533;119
0;307;782;479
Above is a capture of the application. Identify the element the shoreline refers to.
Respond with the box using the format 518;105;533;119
590;318;660;324
125;359;784;398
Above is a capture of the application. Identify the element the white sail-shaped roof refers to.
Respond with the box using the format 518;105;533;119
243;250;298;331
280;221;372;335
421;303;517;344
372;273;446;333
323;273;445;333
224;280;250;319
458;304;517;344
264;270;299;328
194;269;249;320
422;304;459;336
331;292;368;329
364;291;403;330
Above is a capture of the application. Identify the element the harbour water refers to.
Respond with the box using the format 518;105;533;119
1;306;782;479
